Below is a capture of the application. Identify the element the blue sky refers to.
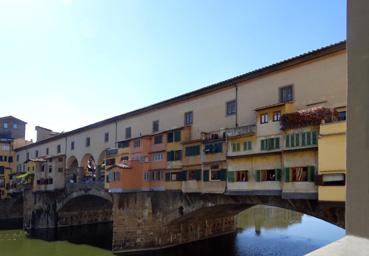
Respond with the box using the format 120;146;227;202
0;0;346;141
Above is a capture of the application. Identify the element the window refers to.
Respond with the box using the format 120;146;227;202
188;170;201;180
121;156;129;161
320;173;345;186
3;122;8;129
57;145;61;153
167;150;182;161
226;100;237;116
35;150;38;158
13;123;18;129
236;171;248;182
273;111;281;122
154;135;162;144
243;141;252;151
70;141;74;150
125;127;131;139
204;142;223;154
174;130;181;142
8;156;13;163
260;137;280;151
210;169;226;181
185;145;200;156
152;152;164;161
118;141;129;148
232;143;240;152
48;166;52;173
26;152;29;160
105;158;116;166
46;148;49;155
16;154;19;161
260;113;269;124
337;111;346;121
255;169;282;182
133;139;140;148
184;111;193;126
279;85;294;103
86;137;90;147
284;166;316;182
167;132;173;143
152;120;159;132
104;132;109;142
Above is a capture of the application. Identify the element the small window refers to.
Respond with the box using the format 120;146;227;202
104;132;109;143
174;130;181;142
154;135;162;144
16;154;19;161
232;143;240;152
152;152;163;161
185;145;200;156
48;166;52;173
3;122;8;129
13;123;18;129
260;113;269;124
26;152;29;160
70;141;75;150
152;120;159;132
35;150;39;158
46;148;49;155
125;127;132;139
236;171;248;182
337;111;346;121
86;137;90;147
243;141;252;151
167;132;174;143
57;145;61;153
184;111;193;126
226;100;237;116
133;139;140;148
279;85;294;103
118;141;129;148
273;111;281;122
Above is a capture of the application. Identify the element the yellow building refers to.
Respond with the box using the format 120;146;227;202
0;139;16;199
318;119;346;202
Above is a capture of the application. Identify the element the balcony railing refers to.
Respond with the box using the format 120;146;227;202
225;125;256;138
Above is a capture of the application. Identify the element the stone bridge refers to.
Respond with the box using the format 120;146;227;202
21;183;344;254
23;182;112;230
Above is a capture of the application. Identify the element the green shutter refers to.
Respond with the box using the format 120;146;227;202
312;131;317;145
227;171;235;182
261;140;265;150
291;134;295;147
275;138;280;149
256;170;261;182
174;131;181;142
219;169;227;181
276;169;282;181
307;132;311;145
308;166;316;182
284;168;290;182
203;170;209;181
295;133;300;146
248;141;252;150
301;132;306;146
286;135;290;148
269;138;274;150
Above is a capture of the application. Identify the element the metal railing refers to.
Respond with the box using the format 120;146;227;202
225;124;256;137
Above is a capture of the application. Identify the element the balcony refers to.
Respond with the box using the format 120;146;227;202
225;125;256;138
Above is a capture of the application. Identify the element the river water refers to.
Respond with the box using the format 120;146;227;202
0;205;344;256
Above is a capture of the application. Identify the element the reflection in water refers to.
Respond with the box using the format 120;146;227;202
0;205;345;256
236;205;302;235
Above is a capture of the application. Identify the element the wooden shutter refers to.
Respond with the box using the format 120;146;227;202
203;170;209;181
295;133;300;146
276;169;282;181
256;170;261;182
275;137;280;149
261;140;265;150
284;168;290;182
308;166;316;182
227;171;235;182
301;132;306;146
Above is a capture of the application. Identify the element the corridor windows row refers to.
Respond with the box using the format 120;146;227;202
285;131;317;148
0;155;13;163
231;141;252;153
144;170;161;181
260;137;280;151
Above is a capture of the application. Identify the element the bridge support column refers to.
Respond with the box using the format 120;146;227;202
112;192;240;254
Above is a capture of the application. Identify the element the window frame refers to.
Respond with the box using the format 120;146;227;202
273;111;281;122
152;120;159;133
184;111;193;126
279;85;294;103
226;100;237;116
260;113;269;124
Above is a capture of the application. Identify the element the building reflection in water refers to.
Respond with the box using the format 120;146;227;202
236;205;302;235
